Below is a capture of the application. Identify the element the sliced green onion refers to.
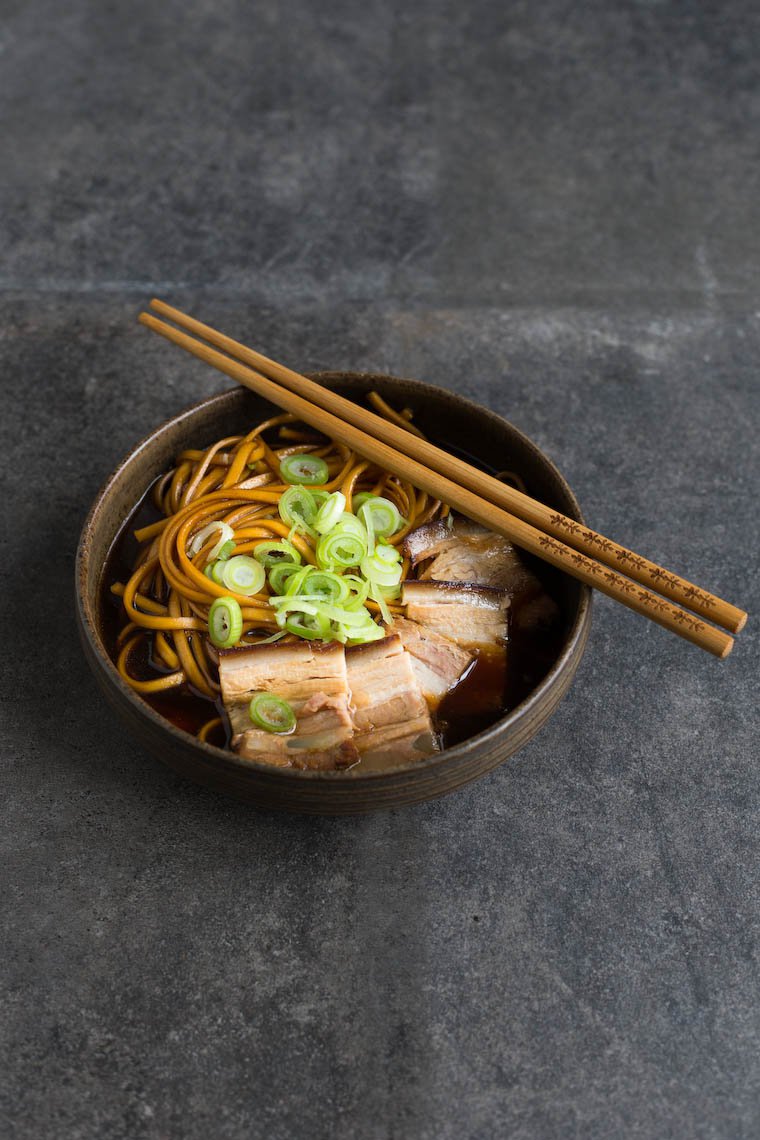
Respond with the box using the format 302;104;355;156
316;532;365;570
316;527;368;570
351;491;374;512
189;520;234;558
283;610;334;640
204;561;227;585
253;540;302;567
370;587;393;625
314;491;346;534
208;596;243;648
344;618;385;645
279;486;318;536
360;552;403;588
268;562;303;594
336;512;368;538
342;574;370;609
221;555;266;596
279;453;329;485
310;601;380;627
248;692;296;734
216;539;236;561
375;581;402;601
373;542;401;565
282;565;315;596
299;569;350;604
271;597;371;628
358;496;403;539
361;501;375;553
248;630;287;646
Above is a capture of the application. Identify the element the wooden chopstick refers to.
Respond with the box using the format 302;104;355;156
139;308;738;659
149;299;747;638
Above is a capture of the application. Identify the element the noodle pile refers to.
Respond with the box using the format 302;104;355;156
111;401;448;741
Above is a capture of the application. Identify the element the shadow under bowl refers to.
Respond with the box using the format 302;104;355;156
76;373;592;814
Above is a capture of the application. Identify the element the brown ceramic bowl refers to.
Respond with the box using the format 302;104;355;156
76;373;592;813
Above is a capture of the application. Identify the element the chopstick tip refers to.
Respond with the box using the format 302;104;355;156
719;638;734;660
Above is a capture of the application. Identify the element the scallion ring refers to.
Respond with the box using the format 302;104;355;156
279;453;329;485
360;553;403;587
268;562;303;594
299;569;350;604
358;496;403;539
336;512;368;539
220;556;266;596
316;529;367;570
314;491;346;535
373;542;401;565
351;491;374;512
342;574;370;609
189;520;234;558
279;486;318;536
253;540;302;567
282;610;333;640
345;619;385;645
248;692;296;734
208;596;243;648
216;539;236;561
204;561;227;586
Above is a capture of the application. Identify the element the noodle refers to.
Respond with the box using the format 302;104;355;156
111;401;447;721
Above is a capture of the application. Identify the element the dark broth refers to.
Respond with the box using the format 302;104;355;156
102;477;567;768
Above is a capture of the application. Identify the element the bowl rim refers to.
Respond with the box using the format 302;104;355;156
75;374;592;783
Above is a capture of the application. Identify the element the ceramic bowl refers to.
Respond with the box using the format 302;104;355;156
76;374;592;813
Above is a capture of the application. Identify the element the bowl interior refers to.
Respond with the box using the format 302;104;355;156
77;374;590;795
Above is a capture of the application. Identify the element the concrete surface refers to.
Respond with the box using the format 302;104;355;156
1;2;758;1138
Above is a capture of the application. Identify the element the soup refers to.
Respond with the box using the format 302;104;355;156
103;399;564;772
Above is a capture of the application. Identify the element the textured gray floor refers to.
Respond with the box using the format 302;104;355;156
1;3;759;1139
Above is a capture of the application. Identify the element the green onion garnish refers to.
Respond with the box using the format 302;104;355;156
279;453;329;485
221;556;266;597
314;491;346;534
268;562;303;595
189;520;234;559
204;561;227;585
208;596;243;648
216;539;236;561
283;610;334;640
358;496;403;540
298;568;351;604
360;551;403;588
248;692;296;733
252;540;302;567
279;486;319;536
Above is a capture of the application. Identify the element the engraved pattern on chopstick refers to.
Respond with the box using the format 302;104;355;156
549;511;716;608
540;533;706;633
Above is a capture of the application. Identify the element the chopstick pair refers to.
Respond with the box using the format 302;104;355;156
138;300;747;659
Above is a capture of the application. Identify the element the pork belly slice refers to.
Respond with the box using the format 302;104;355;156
218;640;358;770
404;514;546;599
345;635;438;764
390;616;474;711
402;580;509;654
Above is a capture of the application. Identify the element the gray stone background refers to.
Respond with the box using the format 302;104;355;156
1;2;758;1138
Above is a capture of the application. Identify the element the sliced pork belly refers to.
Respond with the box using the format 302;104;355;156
345;635;438;764
218;640;357;770
404;514;546;601
390;616;474;711
402;580;509;654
